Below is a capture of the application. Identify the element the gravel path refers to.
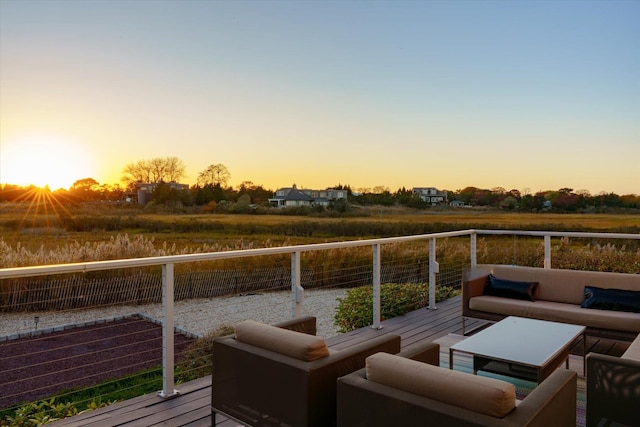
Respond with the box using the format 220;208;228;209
0;288;349;340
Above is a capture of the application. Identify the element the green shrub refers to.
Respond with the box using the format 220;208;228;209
334;283;460;333
0;397;112;427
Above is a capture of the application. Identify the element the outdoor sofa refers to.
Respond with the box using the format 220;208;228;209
337;343;577;427
462;264;640;426
211;315;401;427
462;264;640;340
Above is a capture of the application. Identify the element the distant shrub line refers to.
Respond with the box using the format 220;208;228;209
3;214;639;237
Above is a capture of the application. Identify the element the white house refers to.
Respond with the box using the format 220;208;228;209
412;187;448;205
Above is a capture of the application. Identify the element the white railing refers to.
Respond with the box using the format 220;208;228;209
1;229;638;398
474;230;640;270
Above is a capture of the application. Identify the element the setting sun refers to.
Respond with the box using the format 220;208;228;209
0;136;95;190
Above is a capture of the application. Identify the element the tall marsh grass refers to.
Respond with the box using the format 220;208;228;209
475;236;640;273
1;233;638;313
0;234;263;268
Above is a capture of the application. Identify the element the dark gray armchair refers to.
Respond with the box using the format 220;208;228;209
337;346;577;427
211;316;401;427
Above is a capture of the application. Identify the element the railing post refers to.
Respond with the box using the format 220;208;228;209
544;235;551;269
159;263;179;398
470;232;477;270
372;243;382;329
291;251;303;318
428;238;439;310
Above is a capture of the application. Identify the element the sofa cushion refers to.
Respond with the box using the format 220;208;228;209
581;286;640;313
365;352;516;418
469;297;640;333
485;274;538;301
235;320;330;361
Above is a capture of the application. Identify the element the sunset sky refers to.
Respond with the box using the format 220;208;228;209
1;0;638;194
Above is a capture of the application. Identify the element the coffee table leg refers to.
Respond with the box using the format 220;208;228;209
449;348;453;370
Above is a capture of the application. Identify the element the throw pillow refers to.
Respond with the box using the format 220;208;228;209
581;286;640;313
484;274;538;302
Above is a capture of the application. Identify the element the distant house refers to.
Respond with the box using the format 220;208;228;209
412;187;448;205
449;200;465;207
136;182;189;206
269;184;348;208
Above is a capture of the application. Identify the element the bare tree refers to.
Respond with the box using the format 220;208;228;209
197;164;231;187
121;157;186;186
148;157;167;182
122;160;151;185
165;157;186;182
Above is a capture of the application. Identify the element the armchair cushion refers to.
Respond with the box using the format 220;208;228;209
365;352;516;418
235;319;330;361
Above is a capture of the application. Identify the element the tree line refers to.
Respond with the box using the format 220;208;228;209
0;156;638;213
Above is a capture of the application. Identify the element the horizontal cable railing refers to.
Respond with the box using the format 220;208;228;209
0;229;638;417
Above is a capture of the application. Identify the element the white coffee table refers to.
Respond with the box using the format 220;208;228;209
449;316;585;383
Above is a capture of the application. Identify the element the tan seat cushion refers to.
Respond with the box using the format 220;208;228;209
235;319;330;361
470;296;640;333
622;334;640;361
365;352;516;418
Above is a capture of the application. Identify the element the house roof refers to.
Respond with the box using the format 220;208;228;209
284;187;313;201
272;185;314;202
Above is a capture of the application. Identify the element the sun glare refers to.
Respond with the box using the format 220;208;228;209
1;137;94;190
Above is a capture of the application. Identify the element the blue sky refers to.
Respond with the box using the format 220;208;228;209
1;0;638;194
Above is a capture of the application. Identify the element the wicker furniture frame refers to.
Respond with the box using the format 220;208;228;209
586;352;640;427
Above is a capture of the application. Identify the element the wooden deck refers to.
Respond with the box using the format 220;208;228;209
50;295;630;427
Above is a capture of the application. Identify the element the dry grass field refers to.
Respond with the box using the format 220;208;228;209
140;209;640;229
162;211;640;229
0;202;638;255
